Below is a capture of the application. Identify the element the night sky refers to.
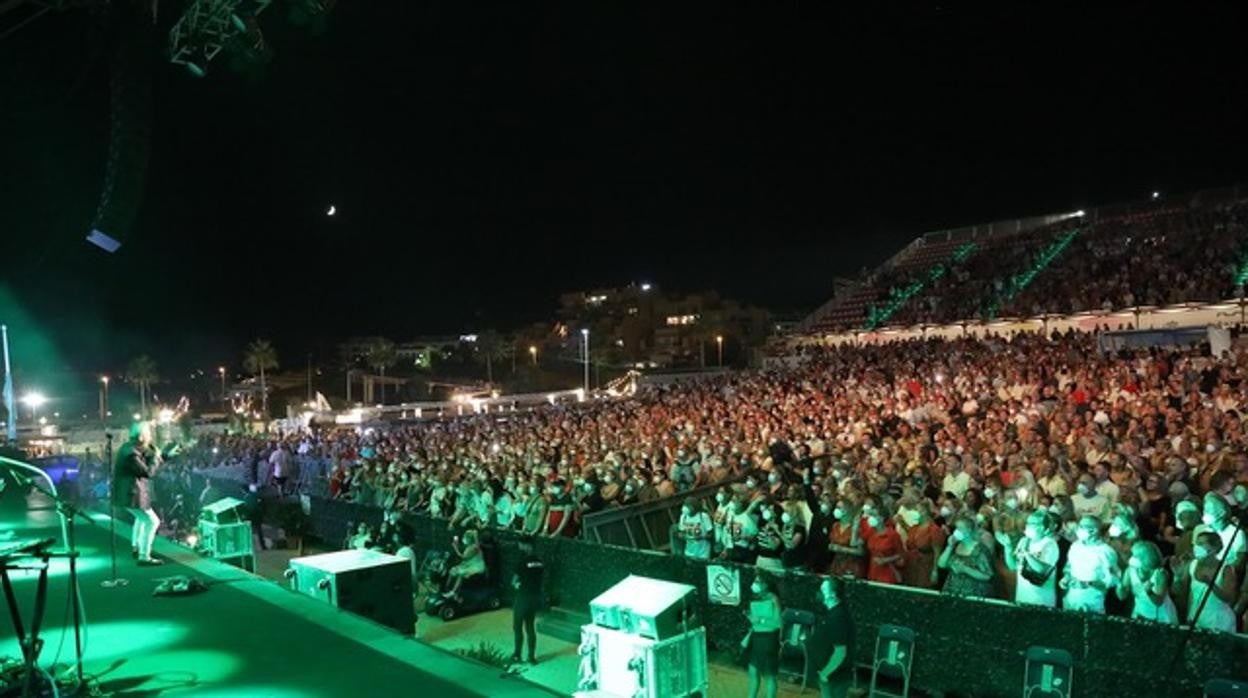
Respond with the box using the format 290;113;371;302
2;2;1247;376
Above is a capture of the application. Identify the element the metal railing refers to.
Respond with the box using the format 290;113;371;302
579;477;739;551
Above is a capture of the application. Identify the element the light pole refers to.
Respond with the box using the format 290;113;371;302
716;335;724;367
581;329;590;393
100;376;109;420
218;366;226;405
529;345;538;366
20;392;46;423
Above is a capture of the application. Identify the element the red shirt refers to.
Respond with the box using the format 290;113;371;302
864;523;904;584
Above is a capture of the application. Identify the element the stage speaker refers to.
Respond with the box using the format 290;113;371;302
288;549;413;635
201;497;246;524
590;575;699;641
198;520;253;560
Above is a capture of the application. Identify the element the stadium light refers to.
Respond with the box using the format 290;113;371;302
1075;209;1086;217
640;283;652;292
19;392;46;409
1151;191;1161;200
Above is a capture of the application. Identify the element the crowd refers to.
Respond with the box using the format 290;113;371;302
176;325;1248;634
822;199;1248;331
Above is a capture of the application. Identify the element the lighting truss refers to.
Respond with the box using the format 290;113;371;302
167;0;271;75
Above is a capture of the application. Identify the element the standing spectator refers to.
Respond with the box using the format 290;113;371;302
863;506;904;585
511;537;544;665
545;480;576;538
1002;511;1060;608
1060;516;1120;613
939;514;994;598
899;499;945;589
676;499;714;561
828;499;866;578
1118;541;1178;624
1186;531;1239;633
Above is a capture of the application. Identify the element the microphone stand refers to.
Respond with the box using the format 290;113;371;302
101;433;128;589
1166;506;1246;680
23;477;95;694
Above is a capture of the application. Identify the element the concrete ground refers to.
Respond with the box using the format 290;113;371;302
248;542;867;697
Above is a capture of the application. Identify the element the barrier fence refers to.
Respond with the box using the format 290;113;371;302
307;497;1247;698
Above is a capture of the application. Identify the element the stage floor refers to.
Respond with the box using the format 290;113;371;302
0;496;562;697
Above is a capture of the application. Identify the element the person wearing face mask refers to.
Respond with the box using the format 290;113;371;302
544;479;576;538
522;482;549;536
1193;492;1247;571
1059;516;1120;613
676;499;714;561
863;504;904;585
721;494;760;564
1186;531;1238;633
1105;506;1141;566
1116;541;1177;623
807;499;835;574
756;503;785;571
898;499;945;589
1071;473;1112;522
1002;511;1060;608
779;505;808;570
827;499;866;578
938;514;994;598
805;577;854;698
741;575;782;698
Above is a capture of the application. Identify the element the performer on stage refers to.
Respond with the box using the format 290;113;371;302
112;422;162;566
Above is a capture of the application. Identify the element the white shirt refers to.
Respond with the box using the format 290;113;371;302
680;512;714;560
1014;537;1060;607
1095;480;1120;504
1071;492;1110;521
942;471;971;498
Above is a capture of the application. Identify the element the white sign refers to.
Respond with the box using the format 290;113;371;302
706;565;740;606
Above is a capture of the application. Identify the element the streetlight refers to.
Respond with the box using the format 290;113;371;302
581;329;590;393
20;392;47;422
529;345;538;365
218;366;227;404
716;335;724;367
100;376;110;421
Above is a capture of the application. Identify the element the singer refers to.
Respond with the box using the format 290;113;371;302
112;422;162;565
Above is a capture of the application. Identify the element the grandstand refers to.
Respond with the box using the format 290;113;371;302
800;184;1248;335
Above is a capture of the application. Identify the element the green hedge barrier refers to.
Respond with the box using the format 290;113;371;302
310;497;1246;697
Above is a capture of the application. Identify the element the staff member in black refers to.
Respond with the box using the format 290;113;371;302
511;536;544;665
112;422;162;565
807;577;855;698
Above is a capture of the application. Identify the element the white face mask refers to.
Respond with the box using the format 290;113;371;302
1076;484;1091;496
781;513;793;525
820;503;832;515
1193;546;1211;560
762;510;773;521
901;510;921;526
833;507;845;520
1108;524;1123;538
1202;513;1217;526
1075;528;1092;542
1128;557;1142;570
867;515;883;528
1004;498;1019;510
682;507;692;517
984;488;997;499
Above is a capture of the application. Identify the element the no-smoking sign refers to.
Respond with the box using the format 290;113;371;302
706;565;740;605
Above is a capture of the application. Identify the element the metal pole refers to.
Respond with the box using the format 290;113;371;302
1;325;15;442
582;331;589;393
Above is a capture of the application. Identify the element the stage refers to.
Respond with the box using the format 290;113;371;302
0;494;562;697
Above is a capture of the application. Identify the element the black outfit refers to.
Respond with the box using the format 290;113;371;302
806;602;855;695
512;552;544;661
111;440;153;510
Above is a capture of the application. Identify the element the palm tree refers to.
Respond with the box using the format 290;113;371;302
476;330;507;385
243;339;279;416
127;355;158;416
366;337;397;403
